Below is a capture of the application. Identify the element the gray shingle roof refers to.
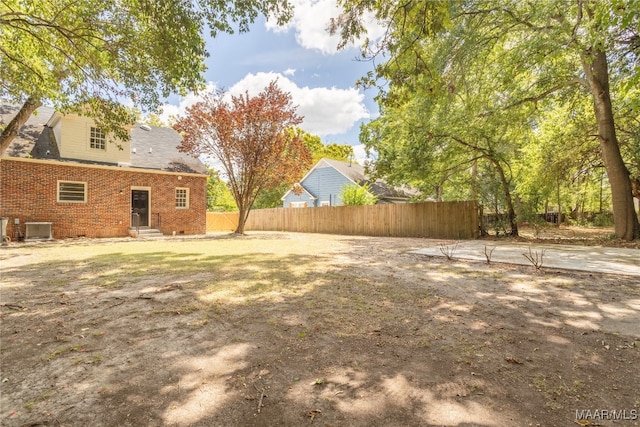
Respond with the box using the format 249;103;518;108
0;104;207;174
0;104;59;159
129;125;206;173
321;158;367;183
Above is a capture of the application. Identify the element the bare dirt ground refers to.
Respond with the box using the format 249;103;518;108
1;228;639;427
498;225;640;249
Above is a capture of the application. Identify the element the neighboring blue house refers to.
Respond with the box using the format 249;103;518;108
281;158;415;207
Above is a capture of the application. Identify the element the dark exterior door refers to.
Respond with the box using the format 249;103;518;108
131;190;149;227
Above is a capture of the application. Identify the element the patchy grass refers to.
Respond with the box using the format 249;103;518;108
46;345;82;361
0;232;638;427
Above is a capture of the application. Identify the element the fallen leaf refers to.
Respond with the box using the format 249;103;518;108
307;409;322;421
575;420;602;426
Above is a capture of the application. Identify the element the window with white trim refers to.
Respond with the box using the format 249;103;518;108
90;127;106;150
290;201;307;208
319;201;330;207
176;187;189;208
58;181;87;203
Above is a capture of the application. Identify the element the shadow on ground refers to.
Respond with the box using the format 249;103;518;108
1;234;639;427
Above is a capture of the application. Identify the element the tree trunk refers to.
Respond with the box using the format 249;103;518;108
556;178;562;227
235;190;257;234
490;157;518;237
470;158;478;201
235;205;248;234
0;97;42;156
435;184;443;202
582;51;639;240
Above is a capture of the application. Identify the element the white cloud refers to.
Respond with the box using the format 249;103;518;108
352;144;378;165
156;72;368;139
228;72;369;136
157;82;218;125
266;0;385;55
352;144;368;165
283;68;296;76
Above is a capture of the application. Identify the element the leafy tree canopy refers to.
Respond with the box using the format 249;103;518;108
174;81;312;234
206;168;237;212
334;0;640;239
289;127;354;163
0;0;292;153
252;184;290;210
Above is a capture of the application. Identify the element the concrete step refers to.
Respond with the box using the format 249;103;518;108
129;228;164;238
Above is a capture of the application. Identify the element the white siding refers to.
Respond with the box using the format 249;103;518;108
58;115;130;163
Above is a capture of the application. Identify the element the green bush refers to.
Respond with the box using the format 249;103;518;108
340;183;378;206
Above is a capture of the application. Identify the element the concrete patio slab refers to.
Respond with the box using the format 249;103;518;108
411;241;640;277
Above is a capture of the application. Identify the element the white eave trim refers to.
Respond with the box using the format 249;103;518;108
45;111;63;128
281;183;318;201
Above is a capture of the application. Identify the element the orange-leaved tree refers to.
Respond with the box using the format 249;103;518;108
174;81;312;234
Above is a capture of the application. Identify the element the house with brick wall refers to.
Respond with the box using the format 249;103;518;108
0;105;208;240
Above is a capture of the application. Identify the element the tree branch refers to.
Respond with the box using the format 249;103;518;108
0;46;45;82
498;7;557;32
479;79;587;117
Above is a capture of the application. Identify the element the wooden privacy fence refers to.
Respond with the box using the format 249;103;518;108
206;212;239;232
207;201;479;239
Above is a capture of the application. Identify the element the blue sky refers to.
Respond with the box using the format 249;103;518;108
158;0;384;163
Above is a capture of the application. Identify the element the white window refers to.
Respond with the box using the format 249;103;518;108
176;188;189;208
291;201;307;208
58;181;87;203
319;201;330;207
90;127;106;150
